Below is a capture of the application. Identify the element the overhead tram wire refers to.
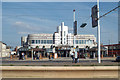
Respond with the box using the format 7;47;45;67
98;6;120;20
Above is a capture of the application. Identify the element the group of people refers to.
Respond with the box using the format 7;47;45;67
71;51;79;63
33;52;41;60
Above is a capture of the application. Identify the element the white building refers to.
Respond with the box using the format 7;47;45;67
27;34;53;48
21;22;96;57
0;41;11;57
21;36;27;47
54;22;71;45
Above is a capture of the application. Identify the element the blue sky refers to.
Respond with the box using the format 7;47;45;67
2;2;118;47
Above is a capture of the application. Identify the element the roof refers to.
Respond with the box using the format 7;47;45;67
88;47;107;51
0;41;7;45
104;44;120;46
18;47;29;51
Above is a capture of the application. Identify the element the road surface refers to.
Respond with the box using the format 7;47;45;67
1;59;119;66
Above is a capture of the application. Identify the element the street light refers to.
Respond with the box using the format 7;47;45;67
80;23;87;28
73;9;87;63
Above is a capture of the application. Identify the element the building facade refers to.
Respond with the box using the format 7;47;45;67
54;22;71;45
0;41;11;57
104;44;120;57
28;34;53;49
21;22;96;57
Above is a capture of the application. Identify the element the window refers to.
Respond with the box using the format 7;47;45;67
76;40;78;44
79;40;81;44
81;40;84;44
64;31;66;36
38;40;40;44
43;40;46;44
86;40;89;44
47;40;52;44
32;40;35;44
61;31;62;37
41;40;43;44
35;40;37;44
84;40;86;44
47;40;49;44
50;40;53;44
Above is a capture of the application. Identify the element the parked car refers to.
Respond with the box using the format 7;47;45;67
116;56;120;62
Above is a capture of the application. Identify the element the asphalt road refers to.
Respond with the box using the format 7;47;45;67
1;59;119;66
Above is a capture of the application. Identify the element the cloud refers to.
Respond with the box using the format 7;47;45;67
13;21;57;35
13;21;41;31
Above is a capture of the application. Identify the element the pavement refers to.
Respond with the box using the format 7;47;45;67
1;57;117;61
1;57;119;66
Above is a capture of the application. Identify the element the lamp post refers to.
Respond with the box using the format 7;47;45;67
73;9;78;63
73;9;76;53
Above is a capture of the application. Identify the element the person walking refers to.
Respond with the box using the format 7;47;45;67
21;52;24;60
71;52;75;63
36;53;39;59
22;52;25;60
77;52;79;63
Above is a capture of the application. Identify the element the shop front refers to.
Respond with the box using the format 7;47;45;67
55;45;71;57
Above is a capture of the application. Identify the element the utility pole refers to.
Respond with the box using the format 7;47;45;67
97;0;101;63
92;1;120;63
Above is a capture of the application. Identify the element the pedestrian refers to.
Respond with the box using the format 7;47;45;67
75;51;77;63
36;53;39;59
48;53;51;60
22;52;25;60
77;52;79;62
35;53;37;60
71;52;75;63
33;51;36;60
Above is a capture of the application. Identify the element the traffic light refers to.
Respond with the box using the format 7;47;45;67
91;5;98;28
80;23;87;28
74;21;77;35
